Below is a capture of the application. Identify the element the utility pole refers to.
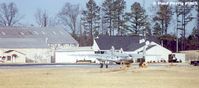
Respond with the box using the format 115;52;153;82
143;0;145;10
142;26;146;62
197;0;199;50
176;5;180;53
80;17;83;46
176;22;179;53
143;30;146;61
197;0;199;31
182;0;186;51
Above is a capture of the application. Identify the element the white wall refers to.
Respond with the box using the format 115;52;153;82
145;44;172;62
132;42;172;62
55;51;97;63
0;44;79;63
145;55;161;62
18;49;51;63
92;40;100;51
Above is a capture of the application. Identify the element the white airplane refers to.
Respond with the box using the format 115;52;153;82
78;46;140;68
92;37;149;68
75;38;148;68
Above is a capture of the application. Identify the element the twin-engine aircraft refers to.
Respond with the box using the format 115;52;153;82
94;38;148;68
80;46;143;68
94;47;134;68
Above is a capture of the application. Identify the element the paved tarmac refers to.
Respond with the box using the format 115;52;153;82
0;63;190;69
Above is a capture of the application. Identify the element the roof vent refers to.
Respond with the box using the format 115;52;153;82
1;32;6;35
20;32;24;35
59;31;64;35
53;31;56;35
33;31;39;35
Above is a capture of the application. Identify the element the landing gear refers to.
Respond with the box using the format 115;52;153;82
105;64;108;68
100;63;103;68
99;61;109;68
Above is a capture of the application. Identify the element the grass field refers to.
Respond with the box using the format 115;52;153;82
0;65;199;88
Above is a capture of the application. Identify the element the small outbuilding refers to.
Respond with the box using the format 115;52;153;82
0;50;26;63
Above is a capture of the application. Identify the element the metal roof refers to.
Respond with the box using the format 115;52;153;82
0;27;79;48
95;35;159;51
0;38;48;48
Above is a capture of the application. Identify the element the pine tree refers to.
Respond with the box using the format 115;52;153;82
125;2;149;35
82;0;100;37
81;0;100;45
153;3;173;35
102;0;114;36
152;0;173;47
112;0;126;35
101;0;127;36
153;22;162;36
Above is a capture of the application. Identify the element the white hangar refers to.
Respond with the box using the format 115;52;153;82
0;27;78;63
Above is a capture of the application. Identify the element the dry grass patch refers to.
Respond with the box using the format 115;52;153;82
0;66;198;88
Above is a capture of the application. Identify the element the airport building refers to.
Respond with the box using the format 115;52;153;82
0;27;78;63
0;27;181;63
56;35;175;63
92;35;173;63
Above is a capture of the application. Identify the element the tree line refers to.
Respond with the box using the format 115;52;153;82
0;0;198;52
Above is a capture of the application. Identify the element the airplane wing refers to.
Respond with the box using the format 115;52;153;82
68;51;143;64
69;52;129;62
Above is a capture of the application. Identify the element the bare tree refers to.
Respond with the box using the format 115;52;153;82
48;16;61;27
35;9;49;27
0;2;22;26
58;3;80;37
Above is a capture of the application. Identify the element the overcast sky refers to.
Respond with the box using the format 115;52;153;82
0;0;197;35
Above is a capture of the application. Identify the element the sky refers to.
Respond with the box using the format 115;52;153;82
0;0;147;26
0;0;197;35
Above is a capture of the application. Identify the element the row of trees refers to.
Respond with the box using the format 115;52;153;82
82;0;150;36
0;0;198;51
81;0;150;46
81;0;199;51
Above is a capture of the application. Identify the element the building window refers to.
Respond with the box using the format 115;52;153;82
95;51;105;54
2;56;6;60
7;56;11;61
60;44;65;47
